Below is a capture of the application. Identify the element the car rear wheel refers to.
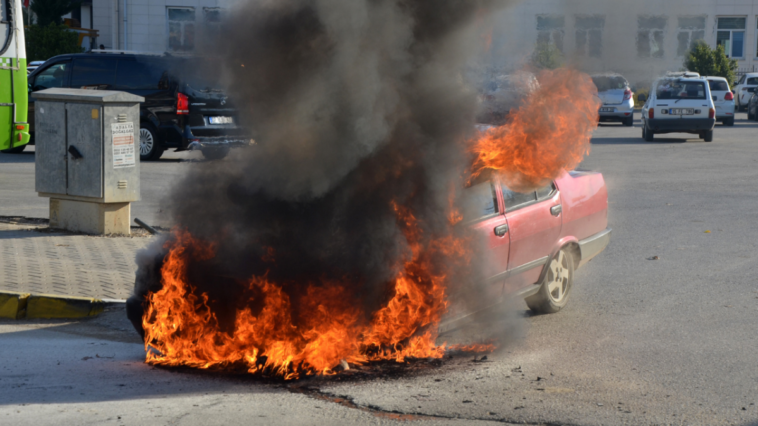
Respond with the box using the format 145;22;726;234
643;124;655;141
140;125;164;161
623;116;634;126
1;144;27;154
525;248;575;314
703;129;713;142
748;109;755;120
723;117;735;126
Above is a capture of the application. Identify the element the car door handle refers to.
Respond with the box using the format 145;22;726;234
494;224;508;237
550;205;562;216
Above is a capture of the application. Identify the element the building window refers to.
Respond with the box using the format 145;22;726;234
717;17;746;58
536;15;565;52
676;16;706;57
575;15;605;58
168;7;196;53
637;16;667;58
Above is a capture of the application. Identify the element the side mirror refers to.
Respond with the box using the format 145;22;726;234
637;94;647;102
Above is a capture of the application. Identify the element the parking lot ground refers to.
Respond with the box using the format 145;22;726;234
1;115;758;425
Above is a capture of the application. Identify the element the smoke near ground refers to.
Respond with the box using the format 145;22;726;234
133;0;519;341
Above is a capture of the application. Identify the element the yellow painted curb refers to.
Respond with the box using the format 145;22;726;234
0;292;29;319
0;291;105;319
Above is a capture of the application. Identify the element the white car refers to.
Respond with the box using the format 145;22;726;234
477;71;539;125
591;73;634;126
640;76;716;142
706;76;735;126
733;72;758;111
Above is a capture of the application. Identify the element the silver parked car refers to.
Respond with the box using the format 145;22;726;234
477;71;539;125
592;73;634;126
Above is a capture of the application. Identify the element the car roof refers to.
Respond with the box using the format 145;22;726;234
705;76;727;81
744;72;758;78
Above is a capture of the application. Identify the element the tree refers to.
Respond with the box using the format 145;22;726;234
30;0;81;27
684;40;738;85
25;23;83;62
530;41;564;70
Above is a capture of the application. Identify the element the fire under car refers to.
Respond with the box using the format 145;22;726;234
456;169;611;317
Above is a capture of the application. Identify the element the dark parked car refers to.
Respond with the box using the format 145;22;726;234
747;88;758;121
25;51;251;160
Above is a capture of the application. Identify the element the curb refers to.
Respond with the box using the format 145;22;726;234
0;291;123;320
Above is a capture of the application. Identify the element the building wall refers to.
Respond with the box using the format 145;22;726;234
489;0;758;87
91;0;226;53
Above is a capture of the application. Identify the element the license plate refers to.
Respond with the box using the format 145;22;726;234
599;107;614;112
669;108;694;115
209;116;234;124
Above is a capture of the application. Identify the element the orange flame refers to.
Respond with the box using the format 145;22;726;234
470;68;600;192
143;198;478;379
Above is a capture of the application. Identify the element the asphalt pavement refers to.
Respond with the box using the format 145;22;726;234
1;116;758;425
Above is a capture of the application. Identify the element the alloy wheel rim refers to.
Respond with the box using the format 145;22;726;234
140;128;154;156
546;251;569;303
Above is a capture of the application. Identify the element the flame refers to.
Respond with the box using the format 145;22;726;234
143;198;476;379
470;68;600;192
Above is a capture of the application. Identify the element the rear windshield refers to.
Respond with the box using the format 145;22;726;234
747;77;758;85
708;80;729;91
591;76;628;92
171;61;224;92
656;80;706;100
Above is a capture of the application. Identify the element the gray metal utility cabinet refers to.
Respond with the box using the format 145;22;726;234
34;88;144;235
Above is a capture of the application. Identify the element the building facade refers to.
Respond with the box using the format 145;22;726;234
489;0;758;86
91;0;230;54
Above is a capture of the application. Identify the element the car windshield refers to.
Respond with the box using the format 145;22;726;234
708;80;729;91
591;76;628;92
656;80;706;100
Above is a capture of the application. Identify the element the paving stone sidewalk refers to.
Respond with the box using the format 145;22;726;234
0;222;152;300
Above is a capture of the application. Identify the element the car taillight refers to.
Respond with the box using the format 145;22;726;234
177;93;189;115
709;108;715;119
623;89;633;101
724;92;734;101
649;109;654;119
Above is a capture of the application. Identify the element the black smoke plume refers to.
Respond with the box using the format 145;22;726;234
130;0;512;340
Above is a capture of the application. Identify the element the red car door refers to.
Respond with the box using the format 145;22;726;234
454;180;510;310
501;181;563;293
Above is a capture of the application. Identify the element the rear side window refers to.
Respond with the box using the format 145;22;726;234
503;186;536;211
115;59;167;90
747;77;758;85
536;183;556;201
32;62;70;91
708;80;729;91
462;182;499;222
71;58;117;89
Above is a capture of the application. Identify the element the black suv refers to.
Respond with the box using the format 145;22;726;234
26;52;250;160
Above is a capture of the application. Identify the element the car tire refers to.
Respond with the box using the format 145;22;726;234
201;146;230;161
1;144;27;154
724;117;735;126
748;109;755;120
623;116;634;127
703;129;714;142
525;248;575;314
643;124;655;141
139;124;164;161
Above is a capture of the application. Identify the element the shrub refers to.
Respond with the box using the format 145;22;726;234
530;42;564;70
684;40;737;85
25;23;84;62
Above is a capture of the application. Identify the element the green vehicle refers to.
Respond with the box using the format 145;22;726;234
0;0;30;153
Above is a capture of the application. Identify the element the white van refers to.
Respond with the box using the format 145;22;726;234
640;77;716;142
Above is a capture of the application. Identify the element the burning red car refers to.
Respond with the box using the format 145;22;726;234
458;169;610;316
